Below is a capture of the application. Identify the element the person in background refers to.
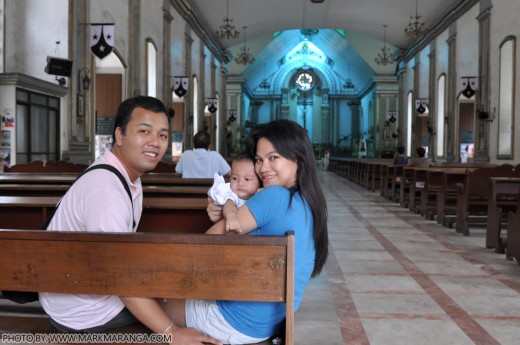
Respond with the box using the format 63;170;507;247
323;147;330;170
410;147;432;168
173;119;329;344
207;153;260;232
175;130;230;178
39;96;221;345
393;146;408;165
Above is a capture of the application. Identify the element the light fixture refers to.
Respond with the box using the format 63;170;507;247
79;68;90;91
404;0;428;40
343;63;356;90
216;0;239;40
259;63;270;89
234;26;254;65
374;25;394;66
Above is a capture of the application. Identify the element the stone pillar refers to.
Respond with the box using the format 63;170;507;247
446;25;457;162
475;3;492;163
321;89;330;145
281;88;289;119
183;33;194;149
428;42;437;160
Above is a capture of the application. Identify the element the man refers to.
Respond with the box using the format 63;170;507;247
175;130;230;178
39;96;221;345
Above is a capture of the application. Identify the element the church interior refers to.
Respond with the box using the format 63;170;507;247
1;1;520;344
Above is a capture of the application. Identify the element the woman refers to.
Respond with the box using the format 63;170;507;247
163;119;329;344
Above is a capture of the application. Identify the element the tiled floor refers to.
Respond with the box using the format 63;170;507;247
295;170;520;345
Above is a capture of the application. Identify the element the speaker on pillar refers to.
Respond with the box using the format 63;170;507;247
44;56;73;77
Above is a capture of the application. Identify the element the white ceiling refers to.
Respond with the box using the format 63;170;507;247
187;0;458;50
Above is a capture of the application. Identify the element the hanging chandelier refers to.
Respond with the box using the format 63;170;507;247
235;26;254;65
374;25;394;66
404;0;428;40
343;63;355;90
259;63;270;89
216;0;239;40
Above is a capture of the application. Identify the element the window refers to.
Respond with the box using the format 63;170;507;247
146;40;157;97
296;71;314;91
498;37;515;159
436;75;446;157
15;89;60;163
407;92;413;157
193;76;199;135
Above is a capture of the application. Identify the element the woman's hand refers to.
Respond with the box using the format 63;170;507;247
169;327;222;345
207;197;223;223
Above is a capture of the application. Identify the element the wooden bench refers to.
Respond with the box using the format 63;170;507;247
0;230;295;345
0;183;209;198
455;165;520;236
0;196;213;233
4;160;88;173
0;172;214;188
485;177;520;252
506;193;520;265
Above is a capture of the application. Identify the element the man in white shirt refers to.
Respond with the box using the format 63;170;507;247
175;130;230;178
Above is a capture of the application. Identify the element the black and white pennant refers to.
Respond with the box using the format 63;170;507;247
172;76;189;98
90;24;115;59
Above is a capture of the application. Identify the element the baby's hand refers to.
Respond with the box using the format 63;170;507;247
225;215;241;233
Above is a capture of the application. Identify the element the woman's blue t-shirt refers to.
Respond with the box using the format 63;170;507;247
217;185;316;338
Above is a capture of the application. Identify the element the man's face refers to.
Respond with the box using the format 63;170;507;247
114;107;169;180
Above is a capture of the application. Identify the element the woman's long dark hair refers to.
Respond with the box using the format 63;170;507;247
246;120;328;277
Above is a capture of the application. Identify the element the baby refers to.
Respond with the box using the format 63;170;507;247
207;154;260;232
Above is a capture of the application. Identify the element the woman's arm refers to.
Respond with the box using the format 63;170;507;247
206;197;224;223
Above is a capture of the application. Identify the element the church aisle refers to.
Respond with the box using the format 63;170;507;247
295;170;520;345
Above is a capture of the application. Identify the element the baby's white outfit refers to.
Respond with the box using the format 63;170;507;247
207;173;246;208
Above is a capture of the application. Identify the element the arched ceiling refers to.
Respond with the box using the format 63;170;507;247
185;0;459;49
181;0;470;94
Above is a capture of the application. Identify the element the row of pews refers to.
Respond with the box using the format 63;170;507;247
328;158;520;265
0;164;212;233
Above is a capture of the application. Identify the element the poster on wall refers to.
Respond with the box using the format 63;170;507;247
94;135;113;159
1;130;11;147
0;147;11;171
2;107;14;128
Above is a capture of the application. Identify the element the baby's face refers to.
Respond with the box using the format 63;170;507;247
230;160;260;200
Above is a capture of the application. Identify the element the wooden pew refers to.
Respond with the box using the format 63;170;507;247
455;165;519;236
0;172;214;188
4;160;88;173
0;184;209;198
485;177;520;252
437;169;467;226
0;230;295;345
506;193;520;265
0;196;213;233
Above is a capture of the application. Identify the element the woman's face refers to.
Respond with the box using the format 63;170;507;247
254;137;298;188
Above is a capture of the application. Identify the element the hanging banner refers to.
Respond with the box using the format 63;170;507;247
460;77;477;98
228;110;237;122
415;99;428;115
206;98;218;113
90;24;115;59
386;111;397;123
172;76;189;97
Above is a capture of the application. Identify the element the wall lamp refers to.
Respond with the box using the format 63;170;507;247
79;68;90;92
